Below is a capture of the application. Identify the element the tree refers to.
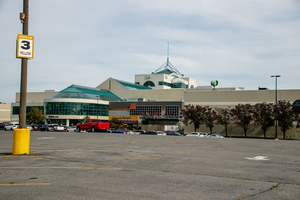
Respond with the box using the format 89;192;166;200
276;100;298;139
215;107;231;137
110;118;123;129
26;107;46;124
231;104;253;137
292;104;300;128
82;115;90;121
252;102;274;139
181;104;206;132
203;106;217;134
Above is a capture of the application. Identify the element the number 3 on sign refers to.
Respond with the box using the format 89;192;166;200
16;34;34;59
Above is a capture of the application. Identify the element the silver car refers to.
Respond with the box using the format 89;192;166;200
199;132;210;137
209;134;225;138
66;126;76;132
186;132;202;137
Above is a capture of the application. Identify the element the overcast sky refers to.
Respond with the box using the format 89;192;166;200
1;0;300;104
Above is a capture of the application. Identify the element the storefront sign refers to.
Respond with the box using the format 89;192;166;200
48;116;59;119
129;103;136;110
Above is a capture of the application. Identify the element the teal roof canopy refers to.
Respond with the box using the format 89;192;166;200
114;79;152;90
47;85;123;101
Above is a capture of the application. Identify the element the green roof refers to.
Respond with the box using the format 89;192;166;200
114;79;152;90
47;85;123;101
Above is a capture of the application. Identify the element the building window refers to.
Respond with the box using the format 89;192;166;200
44;102;108;116
12;106;45;115
165;105;179;116
158;81;172;87
158;81;188;89
143;81;155;87
130;105;162;116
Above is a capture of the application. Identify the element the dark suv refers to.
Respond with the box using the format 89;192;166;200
40;124;54;131
143;130;158;135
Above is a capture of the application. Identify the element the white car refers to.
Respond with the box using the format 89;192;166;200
53;125;65;131
156;131;167;136
4;123;19;130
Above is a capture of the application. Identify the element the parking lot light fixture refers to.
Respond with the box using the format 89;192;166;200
271;75;280;139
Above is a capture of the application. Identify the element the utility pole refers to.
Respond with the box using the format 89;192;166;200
19;0;29;128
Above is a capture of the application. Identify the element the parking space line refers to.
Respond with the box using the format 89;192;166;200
0;167;122;170
0;183;51;186
1;155;160;160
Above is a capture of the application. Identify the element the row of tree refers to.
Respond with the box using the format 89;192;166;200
181;100;300;139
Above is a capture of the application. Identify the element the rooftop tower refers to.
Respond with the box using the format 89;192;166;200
135;43;197;89
152;43;183;76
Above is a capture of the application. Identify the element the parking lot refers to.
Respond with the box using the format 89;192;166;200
0;130;299;200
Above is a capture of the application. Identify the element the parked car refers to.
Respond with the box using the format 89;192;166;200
111;129;127;134
199;132;210;137
46;125;54;132
40;124;48;131
66;126;76;132
76;119;110;132
166;132;183;136
4;123;19;131
142;130;158;135
53;125;65;132
133;130;146;134
25;125;33;130
122;128;134;134
0;123;9;130
31;124;43;131
62;125;70;132
107;128;113;133
142;130;166;135
156;131;167;136
209;134;225;138
40;124;54;131
186;132;202;137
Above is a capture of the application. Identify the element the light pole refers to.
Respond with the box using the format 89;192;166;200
271;75;280;139
19;0;29;128
96;95;99;119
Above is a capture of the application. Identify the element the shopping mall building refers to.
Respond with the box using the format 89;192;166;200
2;61;300;138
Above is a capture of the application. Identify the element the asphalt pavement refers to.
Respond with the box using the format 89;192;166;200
0;130;299;200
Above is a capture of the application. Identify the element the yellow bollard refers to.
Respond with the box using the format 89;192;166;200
12;128;30;155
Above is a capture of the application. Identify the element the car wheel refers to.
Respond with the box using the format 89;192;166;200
76;127;80;132
91;126;95;132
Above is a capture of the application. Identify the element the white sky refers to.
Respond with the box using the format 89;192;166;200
1;0;300;104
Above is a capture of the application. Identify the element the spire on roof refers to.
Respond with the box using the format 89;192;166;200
152;42;183;76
